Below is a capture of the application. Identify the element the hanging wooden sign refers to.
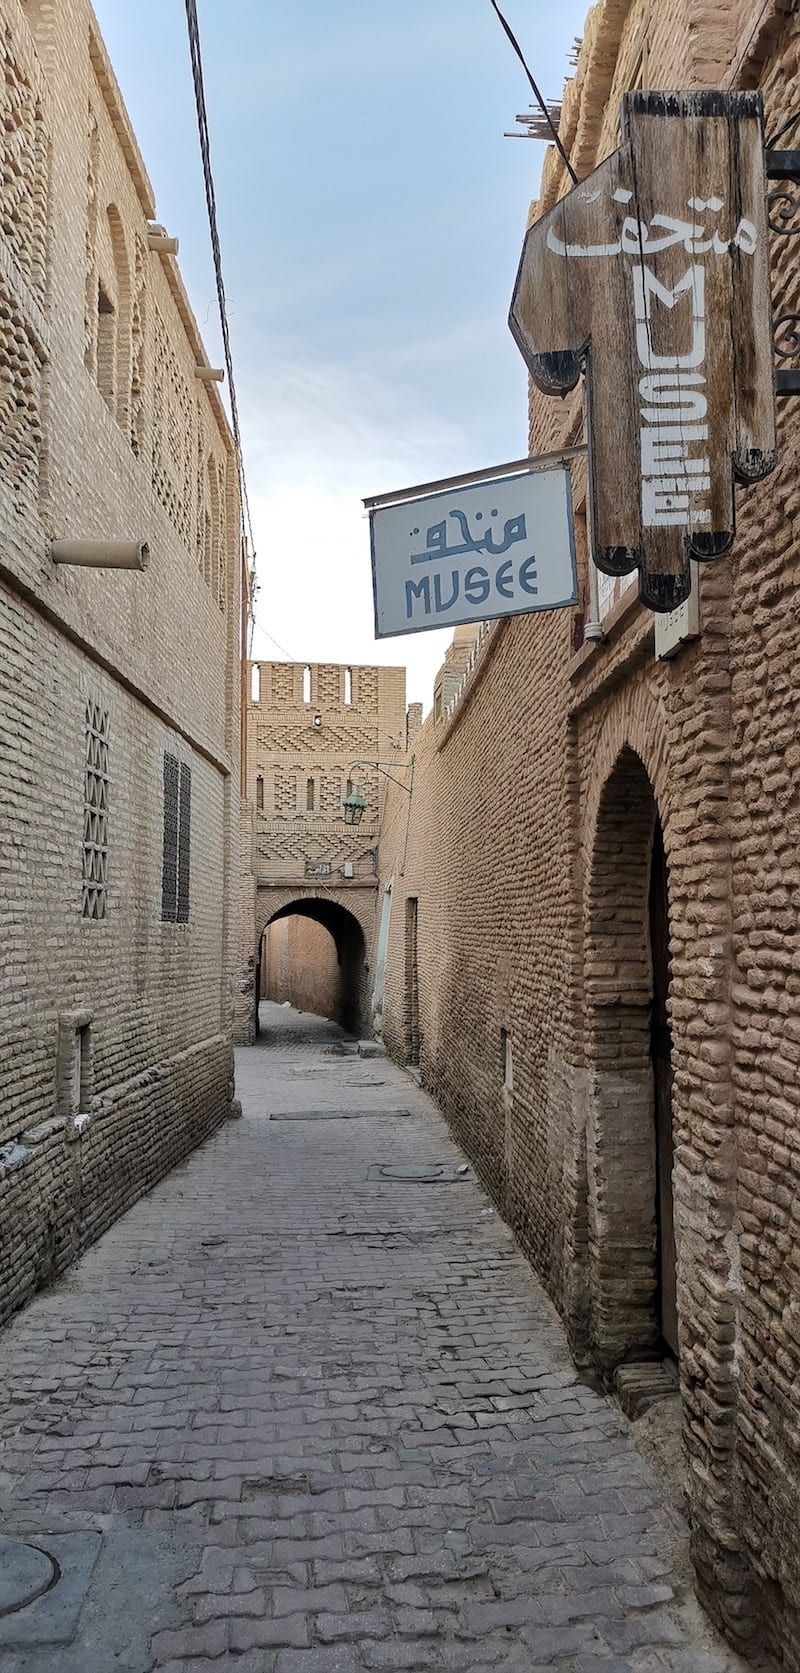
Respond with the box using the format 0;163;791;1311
509;90;777;611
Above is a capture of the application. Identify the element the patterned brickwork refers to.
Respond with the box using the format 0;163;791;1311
0;15;48;305
152;305;193;546
240;662;408;1039
0;273;43;512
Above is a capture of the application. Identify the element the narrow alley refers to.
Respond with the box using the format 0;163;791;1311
0;1005;745;1672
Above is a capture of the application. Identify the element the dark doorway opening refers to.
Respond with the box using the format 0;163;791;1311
650;817;677;1358
405;897;420;1066
585;747;678;1374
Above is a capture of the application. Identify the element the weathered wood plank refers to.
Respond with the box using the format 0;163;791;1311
509;89;777;612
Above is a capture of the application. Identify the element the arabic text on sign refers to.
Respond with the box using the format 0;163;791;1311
410;509;528;566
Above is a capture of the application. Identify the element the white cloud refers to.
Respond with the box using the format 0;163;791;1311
242;354;458;709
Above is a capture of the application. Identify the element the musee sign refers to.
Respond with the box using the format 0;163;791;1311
509;90;777;611
366;461;577;639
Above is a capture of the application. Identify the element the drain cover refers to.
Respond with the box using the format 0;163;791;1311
371;1163;470;1183
270;1108;411;1122
0;1538;56;1618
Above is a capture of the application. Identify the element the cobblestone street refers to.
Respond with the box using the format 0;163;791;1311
0;1005;747;1672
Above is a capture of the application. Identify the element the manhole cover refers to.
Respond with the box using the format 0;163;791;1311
0;1538;57;1618
0;1530;101;1648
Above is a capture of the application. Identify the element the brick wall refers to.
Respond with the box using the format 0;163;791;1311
0;0;242;1324
240;661;409;1038
264;916;340;1019
375;0;800;1662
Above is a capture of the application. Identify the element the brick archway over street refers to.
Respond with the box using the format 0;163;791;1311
256;887;374;1037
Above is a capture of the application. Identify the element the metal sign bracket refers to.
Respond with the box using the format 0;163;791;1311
767;113;800;395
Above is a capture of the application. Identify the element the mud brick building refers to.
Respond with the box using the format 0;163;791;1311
376;0;800;1662
0;0;244;1323
242;659;412;1037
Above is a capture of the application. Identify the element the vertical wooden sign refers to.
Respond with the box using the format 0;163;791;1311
509;91;776;611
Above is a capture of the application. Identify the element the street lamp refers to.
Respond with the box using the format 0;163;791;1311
342;786;367;826
341;757;415;825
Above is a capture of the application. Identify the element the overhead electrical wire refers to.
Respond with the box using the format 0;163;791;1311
487;0;578;185
183;0;262;653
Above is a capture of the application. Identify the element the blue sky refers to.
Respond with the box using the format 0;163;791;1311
93;0;587;707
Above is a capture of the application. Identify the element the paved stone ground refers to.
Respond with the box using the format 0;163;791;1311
0;1004;750;1672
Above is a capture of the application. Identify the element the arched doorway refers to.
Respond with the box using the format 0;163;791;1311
584;746;677;1371
257;898;367;1038
650;816;676;1358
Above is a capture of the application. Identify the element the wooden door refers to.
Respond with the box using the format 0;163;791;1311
649;819;677;1358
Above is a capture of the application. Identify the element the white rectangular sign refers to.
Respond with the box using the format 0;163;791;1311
367;465;577;639
654;561;701;659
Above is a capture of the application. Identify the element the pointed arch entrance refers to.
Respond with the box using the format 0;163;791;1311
584;746;677;1371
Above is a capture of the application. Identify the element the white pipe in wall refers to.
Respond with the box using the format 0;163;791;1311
51;539;150;571
147;229;179;254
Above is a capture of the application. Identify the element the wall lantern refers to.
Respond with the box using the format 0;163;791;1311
341;756;415;826
342;787;367;826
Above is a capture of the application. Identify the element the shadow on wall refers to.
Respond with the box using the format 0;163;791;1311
259;901;367;1036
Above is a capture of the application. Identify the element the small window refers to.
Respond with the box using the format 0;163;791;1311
56;1010;94;1128
161;753;191;923
344;667;352;706
97;282;115;411
256;774;264;811
303;665;312;703
306;777;315;812
251;663;261;702
72;1023;92;1115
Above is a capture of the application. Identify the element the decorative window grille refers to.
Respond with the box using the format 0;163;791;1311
161;753;191;923
82;701;110;919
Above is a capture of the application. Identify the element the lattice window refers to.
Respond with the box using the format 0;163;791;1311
161;753;191;923
82;701;109;920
